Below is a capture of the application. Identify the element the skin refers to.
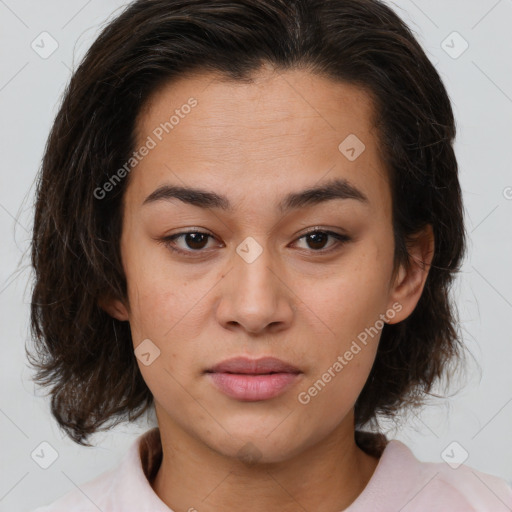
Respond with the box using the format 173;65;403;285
103;66;434;512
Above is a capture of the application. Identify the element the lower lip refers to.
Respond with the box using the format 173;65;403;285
207;372;300;401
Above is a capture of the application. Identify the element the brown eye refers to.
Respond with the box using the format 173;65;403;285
304;231;329;250
160;230;218;255
295;230;351;253
180;232;210;250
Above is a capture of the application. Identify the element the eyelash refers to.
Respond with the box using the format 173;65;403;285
158;228;352;257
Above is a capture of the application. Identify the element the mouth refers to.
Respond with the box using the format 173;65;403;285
205;356;302;401
206;356;301;375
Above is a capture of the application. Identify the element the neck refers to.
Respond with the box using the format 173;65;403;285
151;409;380;512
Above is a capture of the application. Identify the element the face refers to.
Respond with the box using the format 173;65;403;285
106;66;430;464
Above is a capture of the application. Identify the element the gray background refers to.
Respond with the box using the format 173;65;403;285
0;0;511;510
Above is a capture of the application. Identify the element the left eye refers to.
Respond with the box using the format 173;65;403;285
295;230;351;252
159;229;351;256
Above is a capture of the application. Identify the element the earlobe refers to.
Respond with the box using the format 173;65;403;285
98;295;130;322
386;224;435;324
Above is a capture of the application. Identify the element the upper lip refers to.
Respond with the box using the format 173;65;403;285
206;356;301;374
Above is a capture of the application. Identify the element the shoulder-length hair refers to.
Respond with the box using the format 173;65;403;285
28;0;466;446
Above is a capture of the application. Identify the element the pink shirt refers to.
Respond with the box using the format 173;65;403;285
32;427;512;511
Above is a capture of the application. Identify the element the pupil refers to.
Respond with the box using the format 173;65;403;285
186;233;208;250
308;232;327;250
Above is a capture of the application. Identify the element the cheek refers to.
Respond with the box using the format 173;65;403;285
128;282;200;346
129;281;202;400
295;333;377;444
296;281;383;425
313;245;392;335
298;238;392;396
124;259;210;380
122;237;183;325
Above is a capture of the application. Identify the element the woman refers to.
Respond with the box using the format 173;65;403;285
29;0;512;510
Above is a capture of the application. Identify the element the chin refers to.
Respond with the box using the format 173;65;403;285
204;425;313;466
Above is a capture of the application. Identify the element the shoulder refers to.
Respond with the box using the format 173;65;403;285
29;465;117;511
412;457;512;511
30;428;165;511
363;438;512;511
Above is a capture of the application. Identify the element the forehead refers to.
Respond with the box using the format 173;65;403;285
130;67;389;215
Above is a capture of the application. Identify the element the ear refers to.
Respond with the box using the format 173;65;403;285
98;293;130;322
386;224;435;324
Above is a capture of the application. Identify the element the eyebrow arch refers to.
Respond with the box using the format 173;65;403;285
142;177;369;212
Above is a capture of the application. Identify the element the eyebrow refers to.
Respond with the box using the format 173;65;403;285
142;177;369;213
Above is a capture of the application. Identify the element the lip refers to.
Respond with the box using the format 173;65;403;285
207;356;301;374
205;357;302;401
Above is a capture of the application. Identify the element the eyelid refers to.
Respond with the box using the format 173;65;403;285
293;228;351;254
158;227;351;257
158;229;221;256
296;225;346;237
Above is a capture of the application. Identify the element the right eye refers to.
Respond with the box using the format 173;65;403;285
158;230;222;256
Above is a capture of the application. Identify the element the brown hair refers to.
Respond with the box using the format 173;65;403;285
28;0;467;446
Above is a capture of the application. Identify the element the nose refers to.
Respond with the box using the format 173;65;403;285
214;240;295;335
